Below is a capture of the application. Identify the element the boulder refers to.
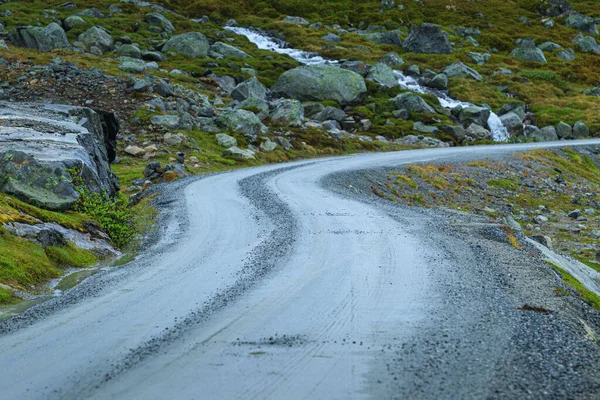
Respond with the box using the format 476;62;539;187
161;32;210;58
150;115;181;129
269;99;304;127
390;93;436;114
0;102;119;211
74;8;104;18
361;30;403;46
556;121;573;139
117;44;142;59
124;145;145;156
557;48;576;61
465;123;492;141
458;106;490;127
439;125;466;142
422;73;448;90
271;64;367;106
402;23;452;54
283;16;310;25
322;33;340;43
223;146;255;160
466;52;490;65
208;42;251;59
538;0;571;17
509;39;547;63
566;13;598;35
216;133;237;148
366;62;398;88
530;126;558;141
537;41;562;52
573;121;589;138
583;87;600;97
145;12;175;34
235;97;270;120
63;16;87;31
231;77;267;102
443;62;483;81
275;136;293;150
118;58;146;73
8;23;70;52
379;52;404;67
413;122;438;134
216;109;268;135
395;135;449;148
572;33;600;54
260;139;278;152
78;26;114;52
313;106;345;122
499;112;523;137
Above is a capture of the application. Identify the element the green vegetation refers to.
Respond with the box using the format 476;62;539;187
548;262;600;311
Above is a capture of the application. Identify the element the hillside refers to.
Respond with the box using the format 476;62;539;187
0;0;600;305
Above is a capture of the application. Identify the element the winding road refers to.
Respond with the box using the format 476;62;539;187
2;141;600;399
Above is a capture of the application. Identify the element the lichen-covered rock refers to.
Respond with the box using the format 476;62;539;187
216;133;237;148
0;102;119;211
530;126;558;141
161;32;209;58
208;42;251;59
510;39;547;63
117;44;142;59
222;146;255;160
145;12;175;34
150;115;182;129
8;23;71;52
572;33;600;54
231;77;267;102
271;65;367;106
566;12;598;35
499;112;524;137
556;121;573;139
557;48;576;61
458;106;491;128
379;52;404;67
78;26;114;52
443;62;483;81
403;23;452;54
216;109;268;135
573;121;589;138
270;99;304;127
465;123;492;141
118;58;146;73
390;93;436;114
63;15;87;31
366;63;398;88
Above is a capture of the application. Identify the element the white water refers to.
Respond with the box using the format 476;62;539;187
228;27;509;141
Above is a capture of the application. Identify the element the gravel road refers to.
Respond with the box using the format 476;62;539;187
2;140;600;399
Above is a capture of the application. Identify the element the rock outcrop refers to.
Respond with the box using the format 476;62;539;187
8;23;70;52
0;102;119;211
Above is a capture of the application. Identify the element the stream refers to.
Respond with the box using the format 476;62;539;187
226;26;509;141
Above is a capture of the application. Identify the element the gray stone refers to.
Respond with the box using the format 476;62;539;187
208;42;251;59
142;51;167;62
222;146;254;160
283;16;310;25
8;23;71;52
274;136;293;150
313;106;345;122
117;44;141;58
392;109;409;120
63;15;87;31
510;38;547;63
272;64;367;106
572;33;600;54
0;103;119;211
557;48;576;61
390;93;435;114
361;30;403;46
403;23;452;54
458;106;490;127
162;32;210;58
425;73;448;90
216;133;237;148
216;109;268;135
78;26;113;52
413;122;438;134
443;62;482;81
366;62;398;88
37;229;68;248
163;132;185;145
537;41;562;52
465;123;492;140
573;121;589;138
74;8;104;18
499;112;523;137
236;97;270;120
145;12;175;34
583;87;600;97
395;135;449;148
231;77;267;102
260;139;278;152
566;13;598;35
150;115;181;129
439;125;466;142
556;121;573;139
466;52;490;65
270;99;304;127
379;52;404;67
322;33;340;43
118;58;146;73
303;102;325;117
530;126;558;141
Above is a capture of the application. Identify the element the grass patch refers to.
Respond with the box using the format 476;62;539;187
548;261;600;311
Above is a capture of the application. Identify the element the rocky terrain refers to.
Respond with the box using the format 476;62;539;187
0;0;599;310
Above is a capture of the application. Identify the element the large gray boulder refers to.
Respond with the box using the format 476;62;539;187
216;133;237;148
63;15;87;31
0;102;119;211
510;39;547;63
8;23;70;52
390;93;436;114
231;77;267;102
557;48;576;61
566;13;598;35
361;30;403;46
465;123;492;141
215;109;268;135
271;65;367;106
573;121;589;138
572;33;600;54
161;32;210;58
78;26;114;52
145;12;175;34
458;106;490;127
499;112;523;137
403;23;452;54
530;126;558;142
379;52;404;67
366;63;398;88
208;42;251;59
443;62;482;81
269;99;304;127
556;121;573;139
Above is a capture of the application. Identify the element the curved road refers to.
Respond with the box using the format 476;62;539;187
2;141;600;399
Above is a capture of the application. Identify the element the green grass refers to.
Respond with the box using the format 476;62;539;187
488;178;520;191
548;262;600;311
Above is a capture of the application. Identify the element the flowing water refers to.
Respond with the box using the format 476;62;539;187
226;27;509;141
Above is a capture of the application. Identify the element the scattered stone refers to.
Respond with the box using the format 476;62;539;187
283;16;310;25
366;62;398;88
573;121;589;138
379;52;404;67
403;23;452;54
465;123;492;141
269;99;304;127
556;121;573;139
223;146;254;160
161;32;210;58
145;12;175;34
390;93;435;114
231;77;267;102
8;23;71;52
510;38;547;63
443;62;483;81
78;26;114;52
530;126;558;142
125;145;145;156
209;42;251;59
215;109;268;135
499;112;524;137
557;48;576;61
216;133;237;148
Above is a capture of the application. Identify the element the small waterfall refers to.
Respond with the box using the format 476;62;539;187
227;27;509;142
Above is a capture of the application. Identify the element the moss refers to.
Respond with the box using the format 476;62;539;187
548;261;600;311
45;245;98;268
488;178;520;191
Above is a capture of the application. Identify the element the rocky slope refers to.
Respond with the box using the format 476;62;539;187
0;0;599;304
